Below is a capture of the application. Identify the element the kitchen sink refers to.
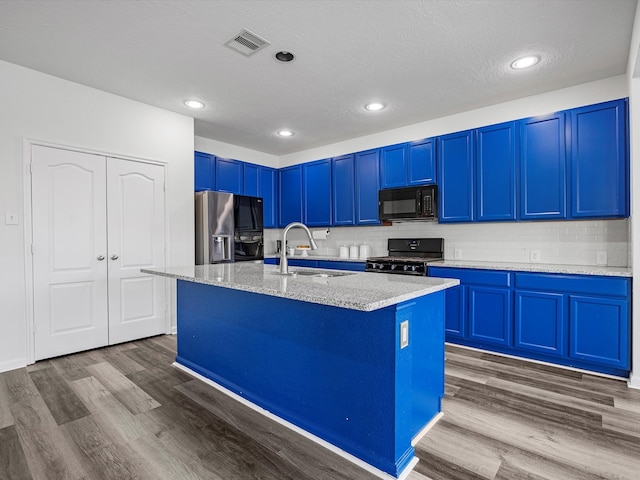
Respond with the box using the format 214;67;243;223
274;269;356;278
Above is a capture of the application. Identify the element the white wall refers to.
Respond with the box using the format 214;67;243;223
0;60;194;373
195;136;279;168
280;75;628;167
265;219;630;268
626;2;640;389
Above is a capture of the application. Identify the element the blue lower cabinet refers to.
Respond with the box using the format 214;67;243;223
569;295;629;369
316;260;366;272
515;291;567;357
430;267;631;377
266;258;318;268
265;258;366;272
443;284;465;338
468;286;512;347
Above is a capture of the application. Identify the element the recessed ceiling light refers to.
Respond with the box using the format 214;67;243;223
184;100;205;109
275;51;295;62
365;102;385;111
510;55;540;70
278;130;294;137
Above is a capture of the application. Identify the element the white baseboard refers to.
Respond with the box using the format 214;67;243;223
0;358;26;374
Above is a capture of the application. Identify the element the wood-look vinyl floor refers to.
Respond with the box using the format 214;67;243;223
0;336;638;480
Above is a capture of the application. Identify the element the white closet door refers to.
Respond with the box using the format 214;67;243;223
32;146;109;360
106;158;166;344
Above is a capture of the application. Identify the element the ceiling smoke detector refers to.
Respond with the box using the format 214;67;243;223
225;29;270;56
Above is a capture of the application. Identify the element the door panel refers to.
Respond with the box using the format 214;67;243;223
107;158;166;344
32;145;109;360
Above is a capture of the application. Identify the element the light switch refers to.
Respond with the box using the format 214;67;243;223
5;211;18;225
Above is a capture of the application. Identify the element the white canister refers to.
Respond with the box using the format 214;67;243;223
359;243;370;259
349;245;359;259
339;246;349;258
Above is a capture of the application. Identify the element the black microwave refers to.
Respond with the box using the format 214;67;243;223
378;185;438;221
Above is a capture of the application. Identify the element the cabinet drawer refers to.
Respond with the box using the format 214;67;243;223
429;267;511;287
514;273;629;298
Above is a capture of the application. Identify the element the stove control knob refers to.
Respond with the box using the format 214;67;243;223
403;265;410;271
411;265;418;272
390;264;397;270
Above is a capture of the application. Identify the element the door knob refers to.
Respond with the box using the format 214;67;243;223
110;254;119;260
97;255;105;261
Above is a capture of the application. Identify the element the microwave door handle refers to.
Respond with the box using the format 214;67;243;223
416;191;422;215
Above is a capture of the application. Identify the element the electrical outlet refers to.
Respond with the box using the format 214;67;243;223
400;321;409;349
530;249;540;262
5;211;18;225
454;248;462;260
596;251;608;265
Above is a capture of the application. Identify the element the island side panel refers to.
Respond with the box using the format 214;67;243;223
175;279;419;476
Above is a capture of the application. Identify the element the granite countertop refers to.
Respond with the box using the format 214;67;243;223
426;259;632;278
142;263;459;312
264;254;632;277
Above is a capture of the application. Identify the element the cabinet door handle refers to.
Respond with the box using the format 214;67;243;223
110;254;119;260
97;255;105;261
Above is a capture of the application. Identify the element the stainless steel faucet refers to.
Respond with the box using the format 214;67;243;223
280;222;318;275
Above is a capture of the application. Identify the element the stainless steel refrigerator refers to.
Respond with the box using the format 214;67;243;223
195;191;264;264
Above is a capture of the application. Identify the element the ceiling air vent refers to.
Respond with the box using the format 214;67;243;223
225;29;270;56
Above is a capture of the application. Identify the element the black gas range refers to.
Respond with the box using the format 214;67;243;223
365;238;443;276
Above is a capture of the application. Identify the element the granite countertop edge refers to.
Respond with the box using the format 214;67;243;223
427;260;632;278
142;265;459;312
264;255;632;277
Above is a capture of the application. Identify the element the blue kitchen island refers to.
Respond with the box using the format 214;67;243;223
142;263;458;479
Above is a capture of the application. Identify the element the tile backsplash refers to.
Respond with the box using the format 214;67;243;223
265;218;630;267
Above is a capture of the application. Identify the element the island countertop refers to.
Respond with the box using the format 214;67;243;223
142;263;459;312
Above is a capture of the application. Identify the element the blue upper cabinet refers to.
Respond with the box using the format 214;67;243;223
194;151;216;191
408;138;436;185
570;99;629;218
519;113;566;220
303;159;332;226
260;166;278;228
476;122;517;222
243;163;260;197
380;139;436;189
332;154;356;226
380;143;407;189
279;165;303;227
216;157;244;194
355;149;381;225
438;130;475;223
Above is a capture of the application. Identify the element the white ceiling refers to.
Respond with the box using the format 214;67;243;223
0;0;636;156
